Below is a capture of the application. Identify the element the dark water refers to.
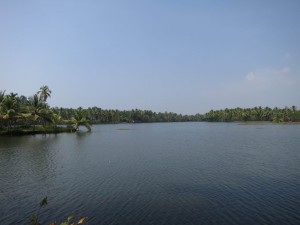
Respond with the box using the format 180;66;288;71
0;122;300;225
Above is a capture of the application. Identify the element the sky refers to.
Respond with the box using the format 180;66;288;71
1;1;300;114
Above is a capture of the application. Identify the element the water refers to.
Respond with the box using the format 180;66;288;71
0;122;300;225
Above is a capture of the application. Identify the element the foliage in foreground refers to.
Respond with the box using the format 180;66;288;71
29;197;88;225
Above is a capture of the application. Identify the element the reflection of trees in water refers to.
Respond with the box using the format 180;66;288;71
74;131;92;152
76;131;91;138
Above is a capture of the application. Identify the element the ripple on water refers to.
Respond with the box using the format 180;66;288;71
0;123;300;225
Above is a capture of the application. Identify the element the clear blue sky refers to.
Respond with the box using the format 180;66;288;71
1;1;300;114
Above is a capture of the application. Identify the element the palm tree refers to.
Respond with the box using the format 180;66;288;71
70;110;91;132
37;85;52;103
0;90;5;103
24;94;53;130
272;107;283;123
0;93;21;131
51;113;66;131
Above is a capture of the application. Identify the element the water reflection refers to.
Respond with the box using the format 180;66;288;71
75;131;92;138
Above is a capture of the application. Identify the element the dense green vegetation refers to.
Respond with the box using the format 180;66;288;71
1;86;299;135
0;86;202;135
0;86;91;135
204;106;300;122
52;107;203;124
51;106;300;124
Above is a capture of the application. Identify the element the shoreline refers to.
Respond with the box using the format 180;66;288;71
2;121;300;136
238;121;300;125
0;127;76;136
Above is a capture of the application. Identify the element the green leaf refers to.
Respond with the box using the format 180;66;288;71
60;222;68;225
40;197;48;207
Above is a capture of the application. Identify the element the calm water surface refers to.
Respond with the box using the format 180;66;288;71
0;122;300;225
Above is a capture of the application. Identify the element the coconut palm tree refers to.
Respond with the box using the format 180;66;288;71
37;85;52;103
70;110;91;132
0;90;5;103
0;93;21;131
51;113;68;130
24;94;53;130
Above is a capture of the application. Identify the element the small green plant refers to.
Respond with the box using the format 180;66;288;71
29;197;88;225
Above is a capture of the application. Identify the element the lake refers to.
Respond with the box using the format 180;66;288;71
0;122;300;225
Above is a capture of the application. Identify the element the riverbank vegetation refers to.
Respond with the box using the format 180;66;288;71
1;86;299;135
0;86;90;135
204;106;300;122
54;106;300;124
52;107;203;124
0;86;203;135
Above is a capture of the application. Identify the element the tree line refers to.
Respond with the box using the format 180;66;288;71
204;106;300;122
1;86;299;134
52;107;203;124
0;86;203;134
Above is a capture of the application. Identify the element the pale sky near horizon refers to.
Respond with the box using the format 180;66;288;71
1;1;300;114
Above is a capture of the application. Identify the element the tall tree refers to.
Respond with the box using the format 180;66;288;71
37;85;52;103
